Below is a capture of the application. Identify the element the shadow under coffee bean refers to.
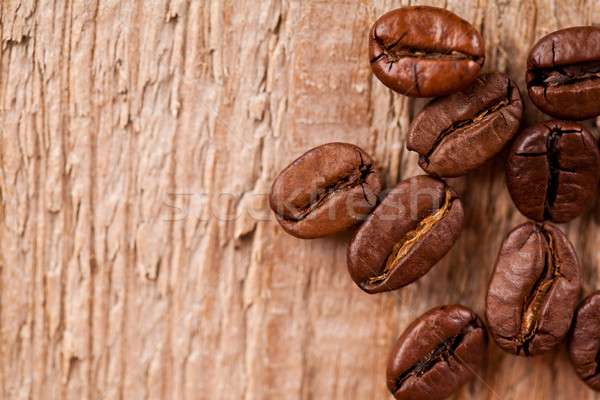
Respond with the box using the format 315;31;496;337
369;6;485;97
407;72;524;177
386;305;488;400
269;142;382;239
506;120;600;223
347;175;463;294
486;222;580;357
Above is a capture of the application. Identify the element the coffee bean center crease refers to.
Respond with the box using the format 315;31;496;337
370;32;482;66
366;188;453;285
513;228;566;356
529;60;600;92
422;82;513;165
277;152;375;222
584;351;600;381
513;126;584;220
393;319;481;393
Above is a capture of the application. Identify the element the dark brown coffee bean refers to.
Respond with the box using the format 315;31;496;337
506;120;600;223
369;6;485;97
526;26;600;120
485;222;580;357
347;176;463;293
568;292;600;391
269;142;381;239
387;305;488;400
407;72;524;177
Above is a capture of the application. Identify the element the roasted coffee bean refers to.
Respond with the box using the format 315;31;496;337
269;142;381;239
407;72;524;177
568;292;600;391
526;26;600;120
506;120;600;223
387;305;488;400
347;176;463;293
369;6;485;97
486;222;580;357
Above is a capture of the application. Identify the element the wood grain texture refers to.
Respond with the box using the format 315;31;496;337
1;0;600;399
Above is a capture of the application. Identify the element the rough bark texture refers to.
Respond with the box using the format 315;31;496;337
1;0;600;399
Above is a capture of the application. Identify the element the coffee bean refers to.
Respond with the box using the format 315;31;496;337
269;142;381;239
486;222;580;357
567;292;600;391
347;176;463;293
387;305;488;400
407;72;524;177
506;120;600;223
369;6;485;97
526;26;600;120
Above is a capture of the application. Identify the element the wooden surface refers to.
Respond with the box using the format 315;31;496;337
1;0;600;399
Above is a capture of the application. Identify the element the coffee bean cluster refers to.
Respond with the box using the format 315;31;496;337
269;5;600;399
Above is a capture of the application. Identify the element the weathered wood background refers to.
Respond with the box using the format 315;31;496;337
1;0;600;399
